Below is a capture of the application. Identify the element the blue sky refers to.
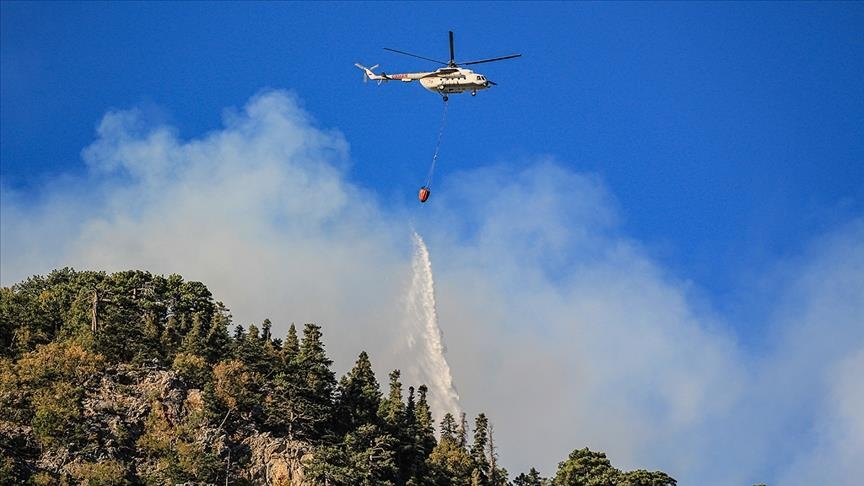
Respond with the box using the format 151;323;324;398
4;2;862;315
2;2;863;483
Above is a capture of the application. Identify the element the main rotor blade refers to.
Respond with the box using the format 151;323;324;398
383;47;448;65
449;31;455;65
461;54;522;66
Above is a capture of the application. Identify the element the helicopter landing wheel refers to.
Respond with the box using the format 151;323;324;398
442;95;449;102
471;90;477;96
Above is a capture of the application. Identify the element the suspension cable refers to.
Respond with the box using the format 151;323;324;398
424;100;449;189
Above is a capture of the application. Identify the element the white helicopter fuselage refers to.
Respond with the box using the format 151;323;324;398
420;68;492;95
356;64;494;97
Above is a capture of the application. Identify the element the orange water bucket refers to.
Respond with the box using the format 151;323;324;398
418;186;431;203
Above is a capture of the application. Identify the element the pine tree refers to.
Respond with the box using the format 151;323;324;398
306;423;399;486
263;324;306;438
203;303;231;364
428;412;474;485
235;323;272;375
401;386;420;481
379;370;405;428
281;323;298;367
261;318;273;342
265;368;304;439
414;385;437;457
471;413;490;486
552;448;620;486
232;324;245;343
406;384;438;484
344;423;399;485
336;351;382;434
179;314;205;357
618;469;677;486
514;468;547;486
378;370;412;484
137;310;164;364
161;315;181;359
457;412;469;450
295;323;336;441
405;386;417;430
283;323;300;359
440;413;458;443
260;318;281;371
90;278;147;363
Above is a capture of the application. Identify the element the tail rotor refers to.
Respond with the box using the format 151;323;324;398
355;63;379;83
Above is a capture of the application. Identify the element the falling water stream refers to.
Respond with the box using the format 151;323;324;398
405;231;462;421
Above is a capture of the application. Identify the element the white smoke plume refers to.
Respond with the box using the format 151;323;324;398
403;230;462;422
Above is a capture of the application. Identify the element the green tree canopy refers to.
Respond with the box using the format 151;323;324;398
336;351;383;434
0;269;678;485
515;467;549;486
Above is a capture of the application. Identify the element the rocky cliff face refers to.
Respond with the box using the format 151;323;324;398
243;433;314;486
1;364;314;485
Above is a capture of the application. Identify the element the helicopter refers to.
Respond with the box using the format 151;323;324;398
355;31;521;101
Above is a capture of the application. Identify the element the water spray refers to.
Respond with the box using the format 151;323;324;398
404;231;462;421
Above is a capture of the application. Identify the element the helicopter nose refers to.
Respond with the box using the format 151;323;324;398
485;79;497;87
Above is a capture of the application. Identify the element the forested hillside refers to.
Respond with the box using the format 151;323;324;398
0;269;675;485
